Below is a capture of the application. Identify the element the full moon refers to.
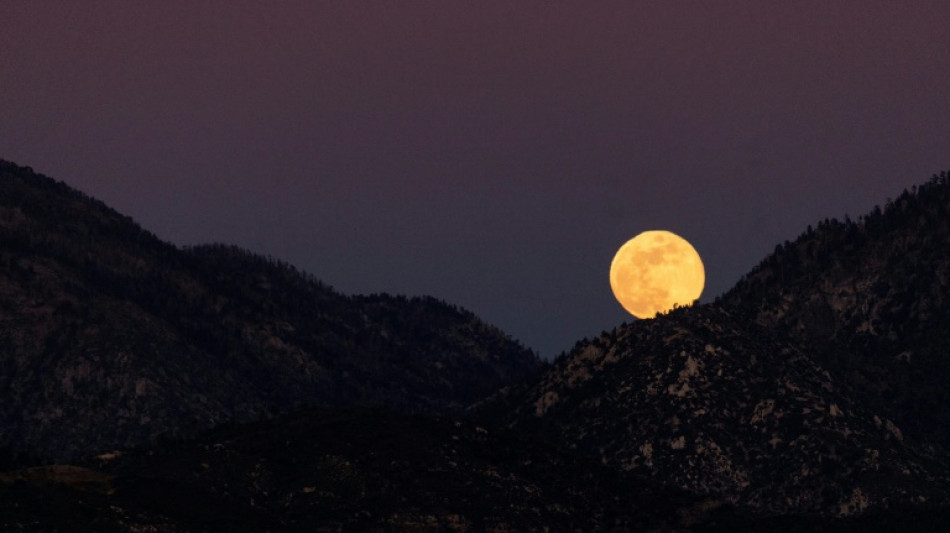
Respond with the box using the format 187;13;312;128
609;230;705;319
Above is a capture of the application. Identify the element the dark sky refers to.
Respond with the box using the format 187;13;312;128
2;2;949;358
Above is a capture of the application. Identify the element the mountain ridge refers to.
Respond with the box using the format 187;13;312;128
5;158;950;528
487;170;950;517
0;159;543;461
721;172;950;448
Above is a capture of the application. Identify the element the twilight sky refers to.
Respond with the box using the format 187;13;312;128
2;2;949;358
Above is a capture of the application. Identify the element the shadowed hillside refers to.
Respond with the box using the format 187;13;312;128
486;170;950;519
0;160;543;461
492;305;950;516
1;408;735;532
721;172;950;449
6;158;950;529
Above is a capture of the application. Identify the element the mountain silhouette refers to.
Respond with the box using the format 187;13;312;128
722;175;950;449
4;158;950;529
0;160;543;461
494;305;949;517
491;171;950;518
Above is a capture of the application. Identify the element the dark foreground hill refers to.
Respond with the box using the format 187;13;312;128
0;160;543;461
6;408;950;532
492;305;950;517
1;408;747;532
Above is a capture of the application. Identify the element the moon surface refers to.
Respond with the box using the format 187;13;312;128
610;230;705;319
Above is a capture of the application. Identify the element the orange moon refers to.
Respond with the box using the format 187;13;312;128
609;230;705;319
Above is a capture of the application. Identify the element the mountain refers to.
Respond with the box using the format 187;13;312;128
490;171;950;518
0;160;543;461
492;305;950;516
721;174;950;450
7;157;950;529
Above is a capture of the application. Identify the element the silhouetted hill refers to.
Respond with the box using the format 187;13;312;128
721;172;950;449
487;170;950;520
492;305;950;517
8;157;950;528
0;160;543;461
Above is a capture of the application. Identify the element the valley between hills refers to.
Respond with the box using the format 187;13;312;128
4;159;950;531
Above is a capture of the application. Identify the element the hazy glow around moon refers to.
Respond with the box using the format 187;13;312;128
609;230;705;319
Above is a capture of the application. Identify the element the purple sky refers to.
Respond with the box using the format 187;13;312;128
2;2;949;357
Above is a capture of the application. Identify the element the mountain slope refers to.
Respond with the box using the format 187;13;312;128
9;156;950;525
0;160;543;461
495;306;948;516
490;170;950;517
721;172;950;449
